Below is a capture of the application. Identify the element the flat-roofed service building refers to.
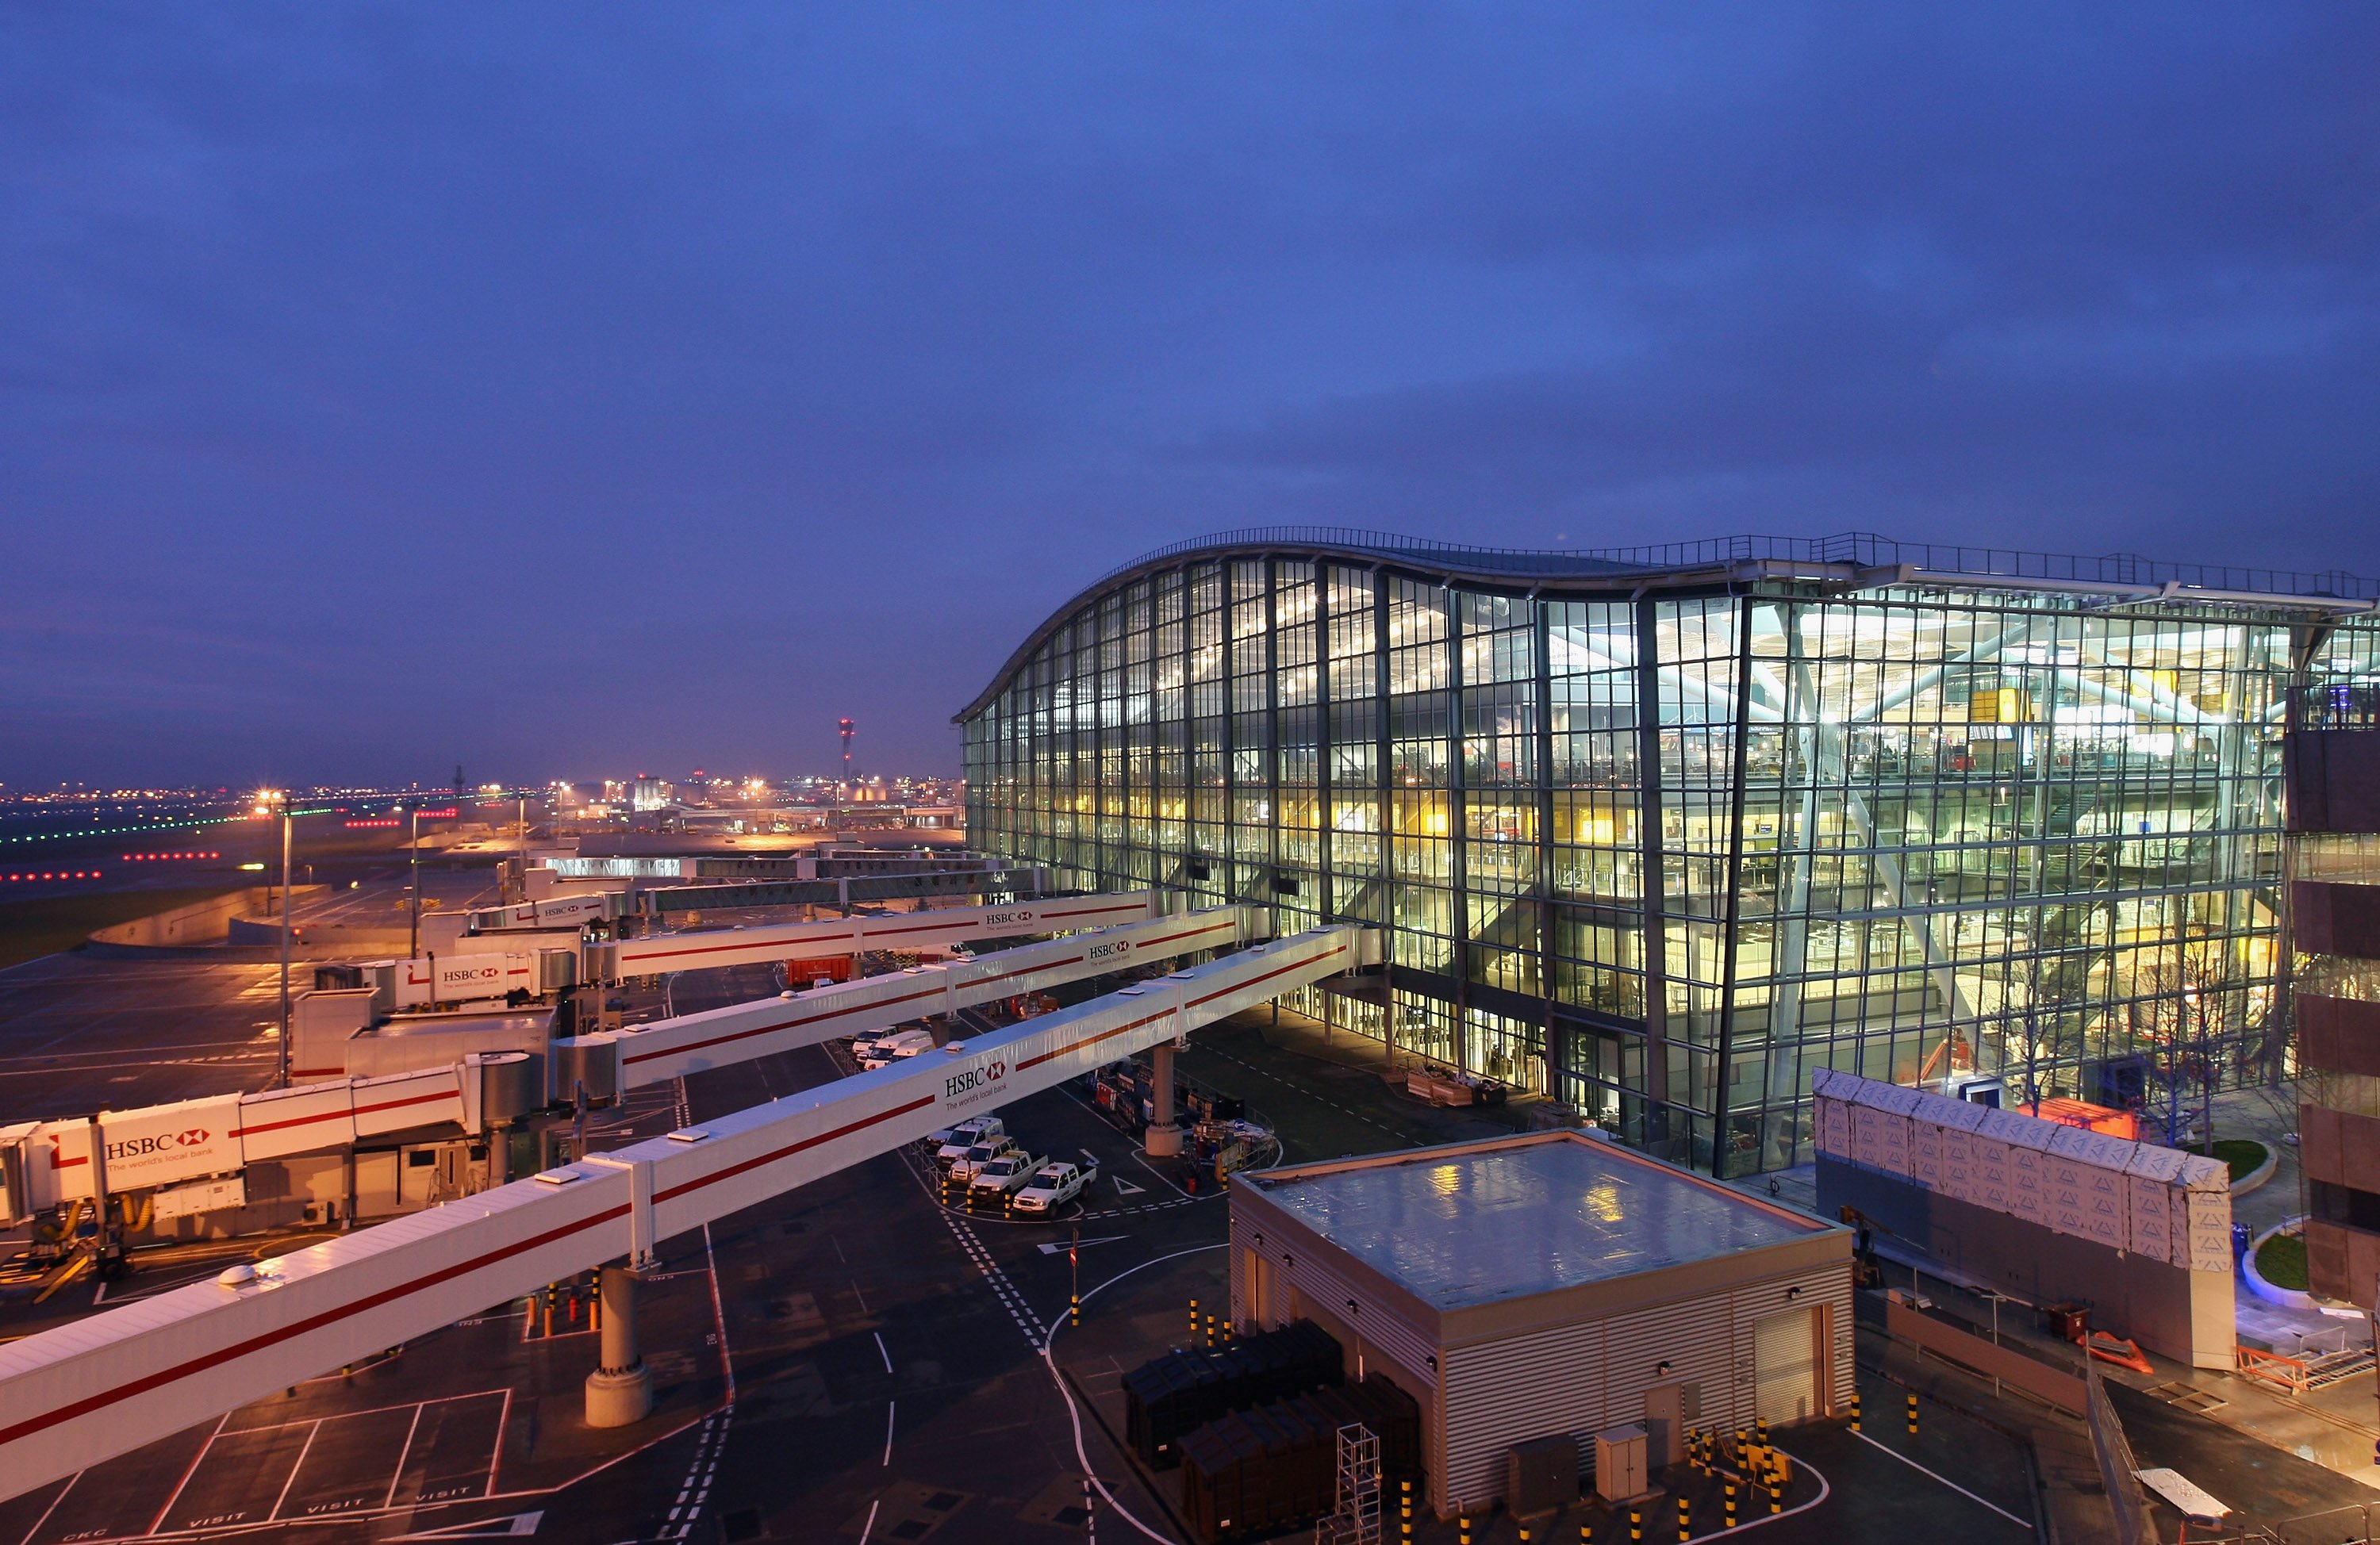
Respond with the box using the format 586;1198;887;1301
1228;1130;1851;1516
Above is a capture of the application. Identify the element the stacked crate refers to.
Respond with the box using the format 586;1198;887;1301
1123;1321;1343;1467
1178;1374;1423;1544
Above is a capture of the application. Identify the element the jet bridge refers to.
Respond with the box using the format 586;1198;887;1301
559;903;1261;1093
0;924;1372;1501
2;905;1259;1218
598;890;1161;979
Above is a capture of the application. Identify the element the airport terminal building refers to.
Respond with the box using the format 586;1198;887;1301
958;529;2380;1176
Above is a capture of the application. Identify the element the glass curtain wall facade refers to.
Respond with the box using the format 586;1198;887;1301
962;539;2380;1175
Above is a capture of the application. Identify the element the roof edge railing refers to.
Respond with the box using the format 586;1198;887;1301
1091;527;2380;600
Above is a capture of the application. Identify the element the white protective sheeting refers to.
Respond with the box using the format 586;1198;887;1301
1818;1073;2234;1272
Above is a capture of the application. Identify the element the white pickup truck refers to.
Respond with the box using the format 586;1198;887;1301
968;1150;1048;1209
1010;1159;1099;1216
946;1135;1021;1185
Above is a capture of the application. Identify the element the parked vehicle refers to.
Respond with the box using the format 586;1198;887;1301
946;1135;1020;1184
1012;1159;1097;1215
858;1028;935;1069
928;1114;1004;1161
968;1151;1047;1207
928;1114;1004;1156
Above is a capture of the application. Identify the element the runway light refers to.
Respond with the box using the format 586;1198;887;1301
238;862;266;872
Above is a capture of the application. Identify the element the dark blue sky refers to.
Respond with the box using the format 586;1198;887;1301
6;6;2377;788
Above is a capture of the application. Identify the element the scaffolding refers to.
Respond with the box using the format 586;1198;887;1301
1317;1423;1382;1545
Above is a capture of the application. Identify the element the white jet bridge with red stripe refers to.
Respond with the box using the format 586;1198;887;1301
0;923;1374;1501
599;891;1160;979
2;904;1257;1214
576;903;1263;1091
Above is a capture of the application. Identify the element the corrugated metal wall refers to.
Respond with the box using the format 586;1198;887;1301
1437;1259;1851;1516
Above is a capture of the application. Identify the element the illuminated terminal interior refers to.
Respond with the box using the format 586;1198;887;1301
959;531;2380;1175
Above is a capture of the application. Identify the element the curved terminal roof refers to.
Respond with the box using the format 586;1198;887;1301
957;525;2378;722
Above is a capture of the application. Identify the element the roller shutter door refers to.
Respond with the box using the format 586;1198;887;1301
1752;1307;1818;1425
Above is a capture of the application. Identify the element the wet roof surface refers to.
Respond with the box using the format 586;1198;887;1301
1251;1139;1824;1310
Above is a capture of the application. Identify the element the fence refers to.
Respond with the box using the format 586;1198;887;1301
2085;1365;2161;1545
1883;1299;2086;1413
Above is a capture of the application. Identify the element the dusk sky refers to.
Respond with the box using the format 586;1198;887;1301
6;6;2377;789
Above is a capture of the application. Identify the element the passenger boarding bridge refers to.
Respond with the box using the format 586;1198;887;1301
0;924;1376;1498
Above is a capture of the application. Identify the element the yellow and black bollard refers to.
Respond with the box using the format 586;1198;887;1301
1399;1478;1413;1543
1519;1527;1532;1544
1204;1312;1215;1348
1188;1297;1200;1341
1069;1294;1081;1328
1582;1524;1593;1544
1768;1479;1782;1516
1906;1391;1919;1437
1459;1514;1472;1545
1755;1415;1768;1447
1677;1494;1691;1543
1849;1390;1861;1432
1628;1505;1642;1543
1724;1476;1737;1530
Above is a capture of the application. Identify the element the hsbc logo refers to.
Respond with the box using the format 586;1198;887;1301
984;910;1033;928
945;1060;1008;1100
106;1129;212;1161
1086;940;1131;961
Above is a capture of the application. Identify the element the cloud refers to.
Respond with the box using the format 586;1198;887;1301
1;3;2375;782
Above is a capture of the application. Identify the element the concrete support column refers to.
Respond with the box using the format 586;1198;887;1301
1146;1041;1183;1157
583;1265;654;1428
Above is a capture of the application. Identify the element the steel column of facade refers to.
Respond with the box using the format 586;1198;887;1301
1632;598;1673;1133
1533;600;1560;1095
1713;596;1757;1175
1315;562;1334;926
1264;557;1282;917
1446;588;1471;1074
1374;570;1396;1009
0;926;1373;1501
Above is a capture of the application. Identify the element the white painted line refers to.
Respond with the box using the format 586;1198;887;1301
874;1331;894;1374
488;1386;513;1496
268;1419;324;1521
859;1499;878;1543
1851;1428;2032;1529
21;1466;80;1545
882;1402;896;1466
386;1401;428;1510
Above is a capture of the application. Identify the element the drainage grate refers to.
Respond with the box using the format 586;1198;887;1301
2144;1381;2229;1414
1054;1506;1088;1528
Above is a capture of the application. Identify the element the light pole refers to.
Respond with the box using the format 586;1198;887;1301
409;807;422;958
273;792;293;1089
